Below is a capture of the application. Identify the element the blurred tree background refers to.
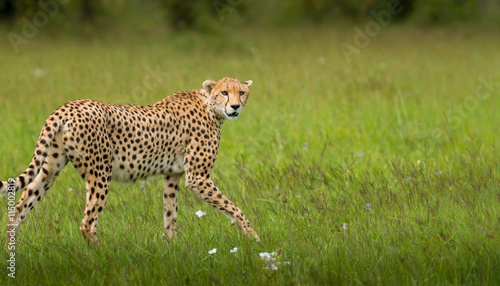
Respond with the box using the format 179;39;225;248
0;0;498;36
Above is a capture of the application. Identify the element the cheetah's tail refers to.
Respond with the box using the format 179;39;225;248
0;113;63;195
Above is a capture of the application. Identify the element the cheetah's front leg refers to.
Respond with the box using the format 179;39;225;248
185;178;260;242
162;174;182;240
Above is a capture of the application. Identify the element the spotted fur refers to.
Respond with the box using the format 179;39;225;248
1;77;260;248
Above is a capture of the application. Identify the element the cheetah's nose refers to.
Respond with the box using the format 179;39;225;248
230;104;240;110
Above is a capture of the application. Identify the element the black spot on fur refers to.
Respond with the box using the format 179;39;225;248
19;176;25;188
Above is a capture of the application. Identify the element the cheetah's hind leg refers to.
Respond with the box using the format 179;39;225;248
78;157;112;245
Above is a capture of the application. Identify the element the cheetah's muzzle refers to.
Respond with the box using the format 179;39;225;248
226;111;239;118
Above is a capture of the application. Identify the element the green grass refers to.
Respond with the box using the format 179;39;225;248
1;25;500;285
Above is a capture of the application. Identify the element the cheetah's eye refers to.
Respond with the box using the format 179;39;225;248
239;91;245;96
221;91;228;96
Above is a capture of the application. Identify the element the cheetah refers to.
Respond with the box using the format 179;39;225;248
1;77;260;249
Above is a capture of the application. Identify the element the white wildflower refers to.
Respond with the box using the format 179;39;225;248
230;247;238;253
260;252;279;270
196;210;206;217
208;248;217;254
259;252;273;260
343;223;347;230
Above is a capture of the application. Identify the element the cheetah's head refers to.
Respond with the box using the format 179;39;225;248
203;77;252;120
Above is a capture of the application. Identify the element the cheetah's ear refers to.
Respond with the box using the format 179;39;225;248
203;80;216;93
242;80;253;87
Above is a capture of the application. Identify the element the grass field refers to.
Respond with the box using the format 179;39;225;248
1;25;500;285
